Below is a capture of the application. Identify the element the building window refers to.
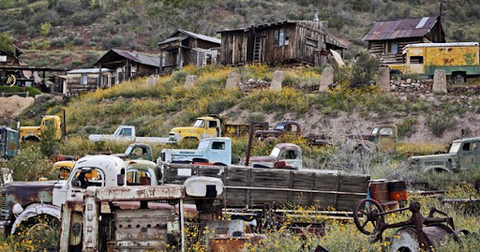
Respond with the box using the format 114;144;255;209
305;37;318;47
81;74;88;85
386;41;398;54
274;29;286;47
410;56;424;64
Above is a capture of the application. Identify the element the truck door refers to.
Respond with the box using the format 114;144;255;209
206;119;219;138
458;141;474;171
207;140;229;165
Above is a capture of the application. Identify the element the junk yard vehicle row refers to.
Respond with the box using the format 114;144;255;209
2;114;477;251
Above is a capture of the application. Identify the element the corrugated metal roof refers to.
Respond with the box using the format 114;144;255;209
111;49;160;68
68;68;111;74
159;29;220;45
363;16;438;41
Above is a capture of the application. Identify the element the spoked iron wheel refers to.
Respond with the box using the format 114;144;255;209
353;199;385;235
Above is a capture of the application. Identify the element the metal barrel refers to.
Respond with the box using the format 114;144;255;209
388;180;408;201
369;181;389;203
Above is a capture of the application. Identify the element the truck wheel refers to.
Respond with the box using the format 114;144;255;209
389;69;401;79
15;215;59;250
452;72;467;85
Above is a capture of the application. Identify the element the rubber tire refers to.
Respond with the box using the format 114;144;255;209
389;69;401;79
15;215;59;250
452;72;467;85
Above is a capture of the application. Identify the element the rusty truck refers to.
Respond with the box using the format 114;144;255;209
0;126;19;160
59;177;224;251
20;115;64;142
168;114;268;143
0;155;161;236
409;137;480;173
255;121;398;152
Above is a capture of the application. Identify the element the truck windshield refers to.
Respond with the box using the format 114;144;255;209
270;147;281;158
274;123;286;131
194;120;205;128
449;142;461;153
198;140;209;149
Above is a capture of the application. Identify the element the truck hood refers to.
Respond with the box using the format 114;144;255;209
241;155;275;164
255;129;281;135
2;180;60;209
170;127;202;134
410;153;456;160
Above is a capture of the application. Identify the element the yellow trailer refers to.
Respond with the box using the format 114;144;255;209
390;42;480;84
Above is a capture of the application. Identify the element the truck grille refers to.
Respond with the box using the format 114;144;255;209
0;192;6;221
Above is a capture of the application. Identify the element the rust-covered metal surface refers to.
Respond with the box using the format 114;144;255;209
3;181;57;209
363;16;438;41
87;185;185;201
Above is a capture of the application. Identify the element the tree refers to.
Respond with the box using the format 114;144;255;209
0;33;14;54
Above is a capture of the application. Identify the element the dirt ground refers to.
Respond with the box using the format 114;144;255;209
0;95;34;120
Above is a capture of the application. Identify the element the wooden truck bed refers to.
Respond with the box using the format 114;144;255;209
161;163;370;211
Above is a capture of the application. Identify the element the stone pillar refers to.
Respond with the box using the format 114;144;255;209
184;75;198;88
225;72;241;90
377;67;390;92
433;69;447;94
319;66;334;92
270;71;285;91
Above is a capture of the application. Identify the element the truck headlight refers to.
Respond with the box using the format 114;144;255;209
12;203;24;215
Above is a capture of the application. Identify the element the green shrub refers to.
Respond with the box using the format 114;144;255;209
6;144;50;181
426;112;457;137
0;86;41;96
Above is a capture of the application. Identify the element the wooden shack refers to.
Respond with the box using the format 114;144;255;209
158;29;221;73
64;68;112;95
0;44;22;67
217;20;347;66
96;49;159;86
363;16;445;65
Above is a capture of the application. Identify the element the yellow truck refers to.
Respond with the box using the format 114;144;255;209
168;114;268;143
20;115;63;142
389;42;480;84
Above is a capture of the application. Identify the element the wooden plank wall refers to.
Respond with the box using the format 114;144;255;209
66;73;98;93
369;38;423;64
262;25;296;64
219;31;248;65
294;21;328;65
162;163;369;211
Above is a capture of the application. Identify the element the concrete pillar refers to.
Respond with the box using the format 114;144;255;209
433;69;447;94
270;71;285;91
225;72;241;90
377;67;390;92
319;66;334;92
184;75;198;89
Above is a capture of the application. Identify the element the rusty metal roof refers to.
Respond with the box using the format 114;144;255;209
97;49;160;68
159;29;220;45
363;16;439;41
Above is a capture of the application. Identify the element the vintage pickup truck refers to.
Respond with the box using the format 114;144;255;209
88;125;171;144
241;143;303;169
0;155;160;236
159;137;232;166
255;121;398;152
409;137;480;173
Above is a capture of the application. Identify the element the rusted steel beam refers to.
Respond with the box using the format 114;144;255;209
87;185;185;202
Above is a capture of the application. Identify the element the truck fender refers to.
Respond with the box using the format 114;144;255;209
424;167;453;174
182;134;200;141
10;203;61;235
354;141;378;153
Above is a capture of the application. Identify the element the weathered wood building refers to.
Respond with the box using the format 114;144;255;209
363;16;445;65
95;49;160;86
217;20;347;66
0;44;22;67
158;29;221;73
62;68;112;95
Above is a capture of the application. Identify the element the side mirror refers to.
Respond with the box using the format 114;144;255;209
117;174;125;186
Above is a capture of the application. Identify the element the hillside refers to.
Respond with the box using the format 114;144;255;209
57;64;478;148
1;0;480;68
